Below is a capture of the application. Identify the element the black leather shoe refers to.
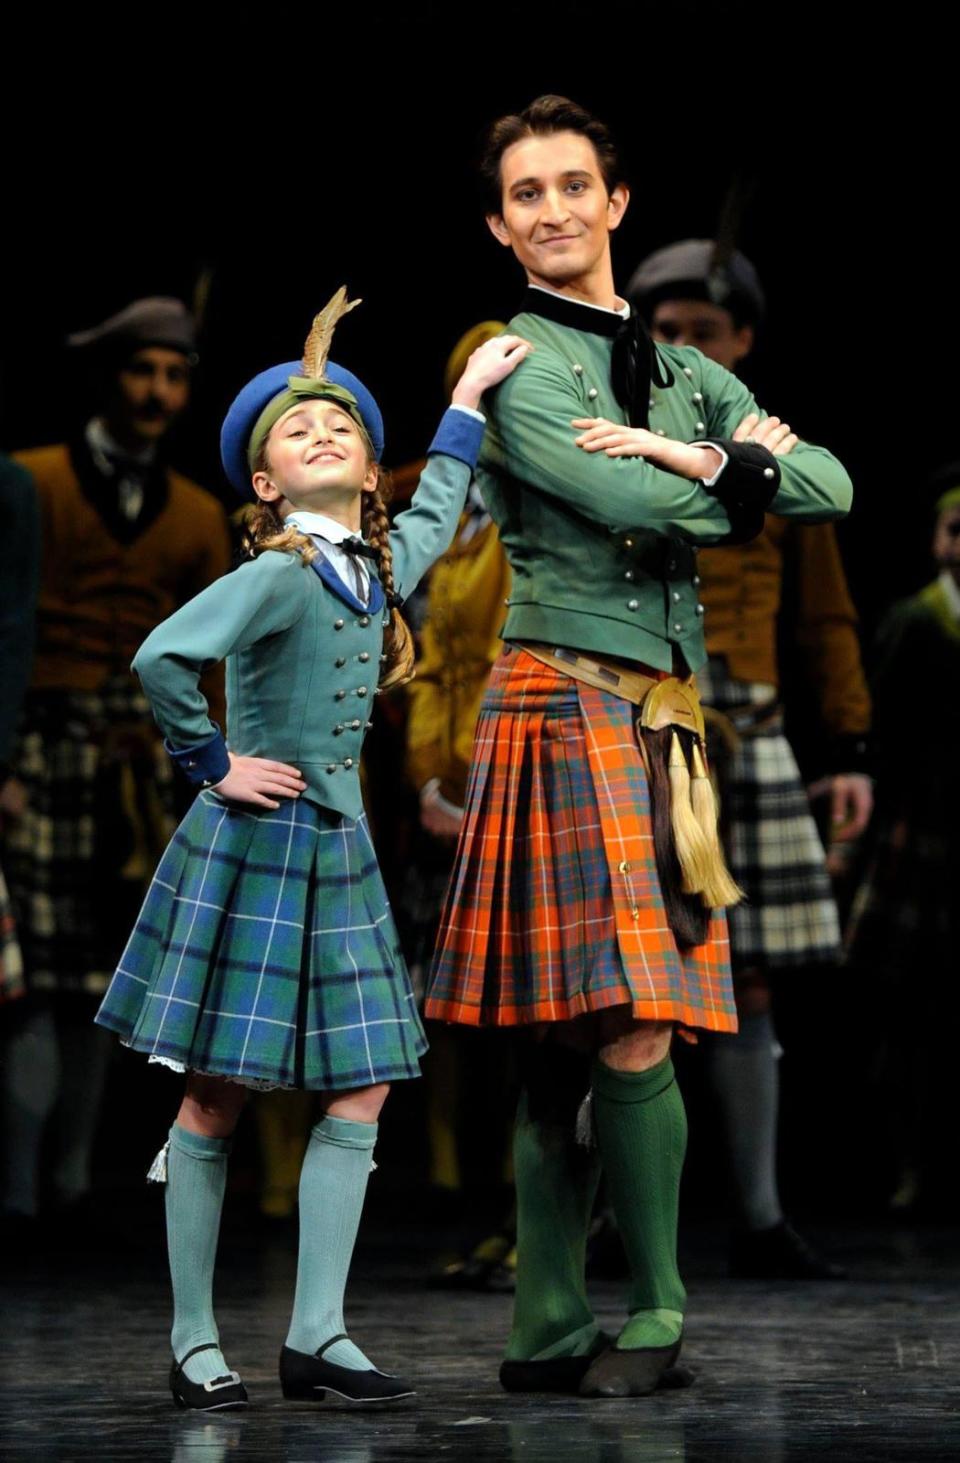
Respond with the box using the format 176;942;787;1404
280;1336;415;1403
499;1332;613;1394
579;1336;685;1398
170;1344;248;1411
729;1221;848;1280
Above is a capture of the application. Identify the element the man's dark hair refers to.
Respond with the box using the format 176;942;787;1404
479;94;625;214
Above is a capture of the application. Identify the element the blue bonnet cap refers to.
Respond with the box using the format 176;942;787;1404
220;359;384;498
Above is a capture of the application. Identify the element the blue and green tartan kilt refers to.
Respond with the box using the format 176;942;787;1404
95;791;426;1090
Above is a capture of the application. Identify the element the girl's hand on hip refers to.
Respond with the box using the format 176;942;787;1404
451;335;532;409
212;754;307;810
572;418;722;480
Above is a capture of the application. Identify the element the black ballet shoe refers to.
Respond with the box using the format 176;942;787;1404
579;1334;684;1398
279;1336;416;1404
658;1362;696;1390
499;1332;614;1394
169;1343;248;1411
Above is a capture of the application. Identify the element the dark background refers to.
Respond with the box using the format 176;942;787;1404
0;5;950;1218
0;4;951;637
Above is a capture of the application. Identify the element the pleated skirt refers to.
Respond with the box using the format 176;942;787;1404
96;791;426;1090
424;648;735;1032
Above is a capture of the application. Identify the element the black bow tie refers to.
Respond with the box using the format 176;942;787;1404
335;535;380;603
341;536;381;565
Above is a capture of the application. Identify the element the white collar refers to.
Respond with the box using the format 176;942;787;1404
529;283;630;320
286;510;365;545
939;569;960;621
86;416;157;469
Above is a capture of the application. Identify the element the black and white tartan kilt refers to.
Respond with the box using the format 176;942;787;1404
697;657;840;970
95;790;427;1091
2;680;177;997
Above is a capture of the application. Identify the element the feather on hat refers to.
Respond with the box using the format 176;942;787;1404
219;289;384;496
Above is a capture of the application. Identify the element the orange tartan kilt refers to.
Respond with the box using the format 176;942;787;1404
424;648;735;1032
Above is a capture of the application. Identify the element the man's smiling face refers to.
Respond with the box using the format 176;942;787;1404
486;130;628;291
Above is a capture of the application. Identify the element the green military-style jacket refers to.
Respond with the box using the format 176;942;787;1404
479;289;853;672
132;409;485;819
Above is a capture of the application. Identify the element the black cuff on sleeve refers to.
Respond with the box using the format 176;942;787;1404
715;501;767;545
822;734;873;778
700;437;781;511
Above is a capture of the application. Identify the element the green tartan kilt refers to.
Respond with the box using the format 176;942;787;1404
95;791;426;1090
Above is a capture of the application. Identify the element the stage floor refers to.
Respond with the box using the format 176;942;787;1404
2;1215;957;1461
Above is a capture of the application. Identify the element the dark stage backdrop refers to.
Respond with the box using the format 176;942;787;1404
0;6;950;1210
0;10;950;635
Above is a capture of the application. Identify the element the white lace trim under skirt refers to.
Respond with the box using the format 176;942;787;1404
138;1048;287;1092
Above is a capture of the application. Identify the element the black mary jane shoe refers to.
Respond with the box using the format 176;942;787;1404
279;1336;416;1404
579;1335;687;1398
499;1332;614;1394
169;1343;248;1411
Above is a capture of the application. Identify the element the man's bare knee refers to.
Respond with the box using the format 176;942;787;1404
597;1013;674;1072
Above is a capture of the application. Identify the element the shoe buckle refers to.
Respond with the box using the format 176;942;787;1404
204;1371;240;1391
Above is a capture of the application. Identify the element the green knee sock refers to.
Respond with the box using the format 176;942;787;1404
166;1124;233;1385
285;1115;377;1371
591;1055;687;1350
505;1091;603;1362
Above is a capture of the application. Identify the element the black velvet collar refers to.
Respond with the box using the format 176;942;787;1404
519;286;624;338
518;285;674;425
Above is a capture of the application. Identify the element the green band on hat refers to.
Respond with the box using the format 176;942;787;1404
246;376;371;471
936;485;960;516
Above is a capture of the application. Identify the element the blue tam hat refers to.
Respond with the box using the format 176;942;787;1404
220;360;384;497
219;289;384;498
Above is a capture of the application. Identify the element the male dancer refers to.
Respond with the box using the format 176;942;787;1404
1;299;230;1237
629;240;872;1277
425;96;852;1398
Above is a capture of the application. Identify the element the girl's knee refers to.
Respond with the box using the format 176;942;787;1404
323;1082;391;1124
177;1075;248;1138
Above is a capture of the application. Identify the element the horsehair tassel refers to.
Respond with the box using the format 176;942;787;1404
690;740;745;909
575;1090;596;1149
146;1138;170;1184
668;730;714;897
301;286;362;379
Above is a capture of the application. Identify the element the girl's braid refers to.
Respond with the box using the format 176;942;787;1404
362;474;415;690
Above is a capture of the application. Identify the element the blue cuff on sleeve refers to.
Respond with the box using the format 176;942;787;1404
165;728;230;786
426;406;486;469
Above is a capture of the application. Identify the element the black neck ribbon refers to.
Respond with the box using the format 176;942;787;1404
519;287;674;429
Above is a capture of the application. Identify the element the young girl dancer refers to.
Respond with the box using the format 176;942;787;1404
96;292;528;1409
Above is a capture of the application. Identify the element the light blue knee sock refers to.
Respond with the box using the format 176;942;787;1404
285;1115;377;1370
166;1124;234;1385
